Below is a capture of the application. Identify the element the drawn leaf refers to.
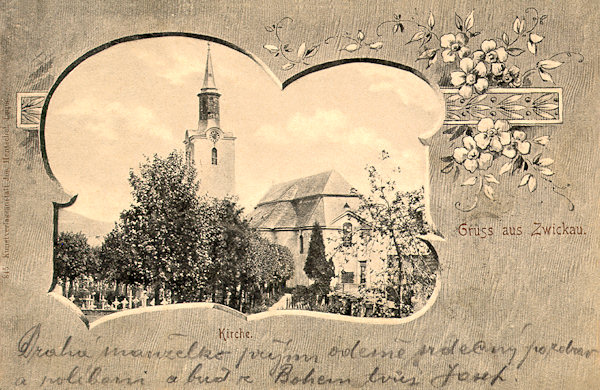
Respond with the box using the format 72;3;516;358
507;47;525;56
504;94;522;103
440;155;454;162
502;32;509;45
499;162;512;175
534;135;550;145
474;93;488;103
538;158;554;166
483;184;494;200
472;104;491;110
509;112;524;119
538;60;563;70
528;40;536;55
536;103;558;110
343;43;360;52
281;62;294;70
455;13;464;30
484;174;500;184
504;105;526;111
465;10;474;31
513;17;521;34
297;42;307;58
393;23;404;33
428;12;435;29
408;31;426;43
519;174;531;187
305;45;319;58
462;177;478;186
539;168;554;176
529;33;544;43
448;113;461;120
263;44;279;53
357;30;365;41
536;110;555;119
528;176;537;192
538;69;553;82
369;41;384;50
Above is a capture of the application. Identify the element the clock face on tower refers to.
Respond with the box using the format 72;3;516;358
208;128;221;144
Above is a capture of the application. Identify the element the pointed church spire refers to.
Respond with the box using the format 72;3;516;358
201;43;218;92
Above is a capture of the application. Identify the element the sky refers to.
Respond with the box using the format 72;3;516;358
45;37;444;223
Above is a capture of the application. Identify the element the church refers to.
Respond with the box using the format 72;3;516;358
184;44;430;290
184;44;235;199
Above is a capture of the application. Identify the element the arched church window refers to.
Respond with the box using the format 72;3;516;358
343;222;353;246
211;147;217;165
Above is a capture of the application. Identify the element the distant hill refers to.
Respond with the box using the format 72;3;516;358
58;210;115;247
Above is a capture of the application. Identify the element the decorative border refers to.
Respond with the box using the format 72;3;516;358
16;92;47;129
442;87;562;125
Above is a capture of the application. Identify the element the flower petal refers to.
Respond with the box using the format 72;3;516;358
472;50;485;62
495;120;510;132
460;58;474;73
455;33;467;45
474;78;489;93
489;136;503;152
459;85;473;98
453;147;468;163
474;61;488;77
499;131;511;145
477;118;494;133
513;130;526;141
474;133;490;149
481;40;497;52
440;34;455;48
463;136;477;150
496;47;508;62
478;153;493;170
451;71;466;86
442;49;456;63
517;141;531;155
503;146;517;159
458;46;471;58
491;63;505;76
464;159;478;172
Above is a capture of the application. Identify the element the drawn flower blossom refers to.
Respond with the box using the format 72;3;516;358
500;65;522;87
451;58;489;98
440;33;471;63
453;136;493;172
502;130;531;158
474;118;511;152
473;40;508;75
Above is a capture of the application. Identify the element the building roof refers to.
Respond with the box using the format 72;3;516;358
250;170;358;229
201;43;218;92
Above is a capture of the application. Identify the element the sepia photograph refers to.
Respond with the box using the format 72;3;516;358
45;38;442;321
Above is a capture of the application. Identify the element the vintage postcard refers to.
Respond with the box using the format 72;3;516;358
1;0;598;388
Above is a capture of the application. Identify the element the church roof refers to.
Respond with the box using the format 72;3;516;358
256;170;355;205
250;170;358;229
201;44;218;92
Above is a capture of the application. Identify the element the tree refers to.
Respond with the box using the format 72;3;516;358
351;151;435;312
304;223;334;301
115;151;209;304
54;231;93;297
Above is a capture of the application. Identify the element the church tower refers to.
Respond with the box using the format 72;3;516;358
184;44;235;198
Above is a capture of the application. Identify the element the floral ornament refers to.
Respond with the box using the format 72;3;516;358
502;130;531;158
263;17;321;71
453;136;493;173
338;30;384;53
473;40;508;75
440;33;470;62
451;58;489;98
499;65;522;87
474;118;511;152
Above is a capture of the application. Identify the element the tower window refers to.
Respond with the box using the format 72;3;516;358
342;222;353;246
211;147;217;165
299;234;304;254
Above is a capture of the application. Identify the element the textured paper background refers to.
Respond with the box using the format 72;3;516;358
1;1;598;388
